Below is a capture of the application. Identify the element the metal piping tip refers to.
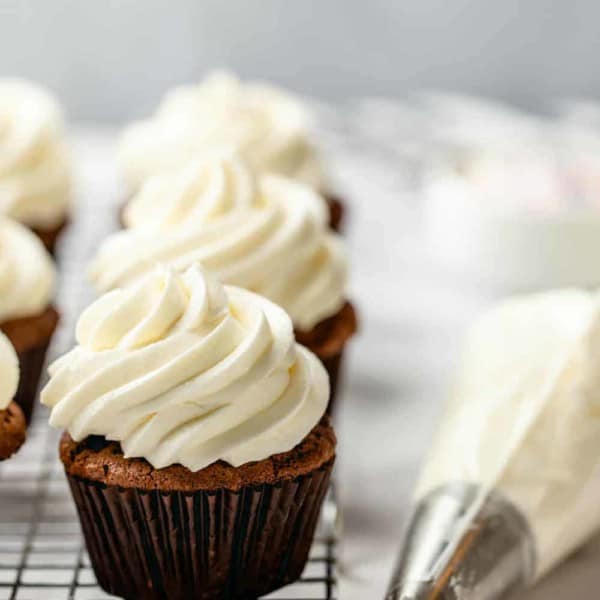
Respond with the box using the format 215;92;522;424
385;483;536;600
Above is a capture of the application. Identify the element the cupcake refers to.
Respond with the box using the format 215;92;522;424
0;218;58;421
92;154;357;411
42;265;335;600
0;332;25;460
117;71;344;230
0;79;71;253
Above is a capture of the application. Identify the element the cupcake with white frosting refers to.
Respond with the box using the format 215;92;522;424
117;71;344;230
0;332;25;460
43;264;335;600
93;153;357;409
0;217;58;421
0;79;71;253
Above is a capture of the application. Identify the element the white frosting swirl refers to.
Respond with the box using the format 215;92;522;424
0;332;19;410
42;265;329;471
93;157;346;330
118;71;325;192
123;153;258;229
0;80;71;229
0;218;55;322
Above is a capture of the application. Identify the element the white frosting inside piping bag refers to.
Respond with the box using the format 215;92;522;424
416;289;600;576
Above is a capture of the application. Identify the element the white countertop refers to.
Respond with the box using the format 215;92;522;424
70;119;600;600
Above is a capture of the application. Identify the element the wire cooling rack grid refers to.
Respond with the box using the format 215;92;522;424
0;415;337;600
0;135;338;600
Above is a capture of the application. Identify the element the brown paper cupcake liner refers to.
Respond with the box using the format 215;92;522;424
325;194;345;232
1;306;59;423
318;349;344;414
15;337;52;423
296;302;357;414
31;218;68;256
66;459;333;600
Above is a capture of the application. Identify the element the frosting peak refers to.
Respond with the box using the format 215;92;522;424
93;155;346;330
42;265;329;471
77;266;226;351
0;217;55;322
123;153;258;229
0;79;71;228
118;71;325;191
0;332;19;410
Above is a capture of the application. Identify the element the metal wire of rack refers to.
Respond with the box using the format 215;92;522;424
0;138;338;600
0;416;337;600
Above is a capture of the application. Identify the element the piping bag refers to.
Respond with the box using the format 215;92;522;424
386;290;600;599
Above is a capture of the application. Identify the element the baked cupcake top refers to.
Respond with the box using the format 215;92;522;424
92;154;347;331
117;71;325;192
42;265;329;471
0;332;19;410
0;80;71;229
0;218;55;322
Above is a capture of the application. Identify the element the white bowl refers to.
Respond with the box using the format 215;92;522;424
425;177;600;291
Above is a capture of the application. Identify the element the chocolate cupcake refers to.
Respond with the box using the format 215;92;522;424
0;80;71;254
117;71;344;230
0;332;26;460
42;265;334;600
0;218;59;421
91;154;357;412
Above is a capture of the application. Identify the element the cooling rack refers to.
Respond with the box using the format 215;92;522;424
0;419;337;600
0;143;338;599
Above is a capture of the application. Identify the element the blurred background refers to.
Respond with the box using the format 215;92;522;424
2;0;600;121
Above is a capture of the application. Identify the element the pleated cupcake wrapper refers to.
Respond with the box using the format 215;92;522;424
15;337;52;423
66;460;333;600
325;195;345;232
316;349;344;415
32;219;67;256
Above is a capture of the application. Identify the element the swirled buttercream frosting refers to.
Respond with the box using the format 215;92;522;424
0;217;55;322
93;155;347;331
0;79;71;229
42;265;329;471
117;71;325;191
0;332;19;410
